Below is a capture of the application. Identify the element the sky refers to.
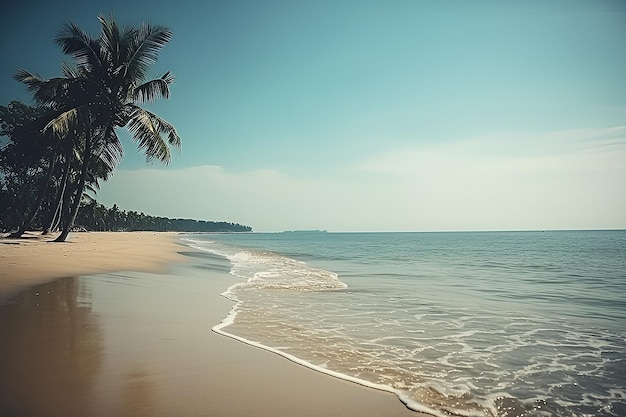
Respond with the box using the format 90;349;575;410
1;1;625;232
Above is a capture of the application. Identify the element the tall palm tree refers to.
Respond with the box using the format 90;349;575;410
14;15;181;241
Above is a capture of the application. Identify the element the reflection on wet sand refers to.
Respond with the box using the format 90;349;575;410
0;255;421;417
120;366;157;417
0;277;103;417
0;268;220;417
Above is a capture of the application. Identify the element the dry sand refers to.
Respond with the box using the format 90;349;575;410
0;231;184;298
0;231;423;417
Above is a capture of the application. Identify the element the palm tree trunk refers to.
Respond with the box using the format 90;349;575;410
42;154;72;235
55;138;91;242
47;179;67;234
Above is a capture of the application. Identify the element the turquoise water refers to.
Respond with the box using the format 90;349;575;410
182;231;626;417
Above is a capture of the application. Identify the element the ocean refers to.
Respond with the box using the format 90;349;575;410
181;230;626;417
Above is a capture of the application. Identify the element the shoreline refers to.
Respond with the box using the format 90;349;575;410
0;231;423;417
211;273;437;416
213;311;434;416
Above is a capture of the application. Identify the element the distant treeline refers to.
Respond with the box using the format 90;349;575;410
74;202;252;233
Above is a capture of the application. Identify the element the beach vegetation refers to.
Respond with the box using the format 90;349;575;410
0;101;54;233
3;15;181;241
0;100;252;234
74;201;252;232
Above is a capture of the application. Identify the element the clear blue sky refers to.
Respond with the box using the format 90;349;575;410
2;1;625;231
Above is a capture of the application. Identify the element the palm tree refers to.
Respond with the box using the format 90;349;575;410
14;15;181;241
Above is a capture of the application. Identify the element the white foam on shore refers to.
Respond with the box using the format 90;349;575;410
212;295;446;417
182;237;447;415
184;236;505;417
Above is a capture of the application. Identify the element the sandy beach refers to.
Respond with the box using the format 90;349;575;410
0;231;185;298
0;232;421;417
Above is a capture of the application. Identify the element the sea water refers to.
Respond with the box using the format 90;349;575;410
182;231;626;417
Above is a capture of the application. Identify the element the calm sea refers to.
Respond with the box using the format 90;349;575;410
182;231;626;417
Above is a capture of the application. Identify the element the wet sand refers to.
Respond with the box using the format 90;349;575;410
0;232;421;417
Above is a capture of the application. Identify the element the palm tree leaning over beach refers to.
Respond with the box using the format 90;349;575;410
14;15;181;242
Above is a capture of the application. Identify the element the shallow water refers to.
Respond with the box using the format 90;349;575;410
183;230;626;417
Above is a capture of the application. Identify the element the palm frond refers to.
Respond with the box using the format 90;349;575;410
151;111;181;149
126;23;172;81
132;71;174;102
92;122;124;172
137;106;180;149
98;15;121;66
43;108;79;138
55;21;102;71
13;70;48;96
82;186;98;204
98;14;135;75
16;68;90;109
85;179;99;193
60;61;81;78
128;112;171;164
125;106;182;164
